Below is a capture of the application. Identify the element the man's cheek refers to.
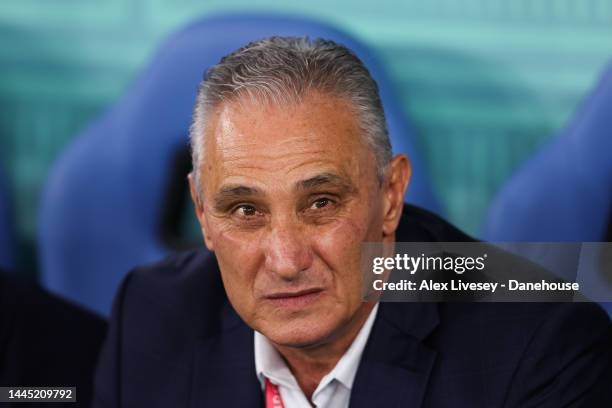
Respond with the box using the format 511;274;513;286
209;222;262;254
316;216;367;247
313;219;367;269
210;228;263;286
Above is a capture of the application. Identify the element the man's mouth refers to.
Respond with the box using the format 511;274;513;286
265;288;324;308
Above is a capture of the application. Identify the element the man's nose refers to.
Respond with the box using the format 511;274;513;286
262;219;313;280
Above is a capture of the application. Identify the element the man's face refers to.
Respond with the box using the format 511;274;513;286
190;92;408;348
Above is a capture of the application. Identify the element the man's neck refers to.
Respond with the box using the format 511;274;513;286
272;302;376;400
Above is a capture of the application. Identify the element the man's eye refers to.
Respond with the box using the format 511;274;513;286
311;197;334;210
233;204;258;217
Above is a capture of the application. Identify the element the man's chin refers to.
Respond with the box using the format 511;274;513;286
260;320;336;349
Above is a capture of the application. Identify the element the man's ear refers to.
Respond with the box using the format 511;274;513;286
382;155;411;238
188;173;215;252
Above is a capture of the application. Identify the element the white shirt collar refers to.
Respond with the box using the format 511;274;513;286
254;303;379;398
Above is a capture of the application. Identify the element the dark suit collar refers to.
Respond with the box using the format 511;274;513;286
349;302;439;408
191;303;263;408
377;301;439;341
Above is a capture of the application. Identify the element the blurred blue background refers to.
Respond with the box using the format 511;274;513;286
0;1;611;313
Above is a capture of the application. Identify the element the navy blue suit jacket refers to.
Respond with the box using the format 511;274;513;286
93;205;612;407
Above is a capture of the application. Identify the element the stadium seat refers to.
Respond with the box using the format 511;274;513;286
483;63;612;315
38;14;442;316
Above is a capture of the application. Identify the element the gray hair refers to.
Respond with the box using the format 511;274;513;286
189;36;392;200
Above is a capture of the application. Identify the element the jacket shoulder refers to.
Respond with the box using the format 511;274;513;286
119;250;227;343
399;204;476;242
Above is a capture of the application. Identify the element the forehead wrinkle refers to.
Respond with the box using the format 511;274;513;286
218;135;330;159
216;144;336;179
280;154;343;176
220;147;329;164
206;96;364;167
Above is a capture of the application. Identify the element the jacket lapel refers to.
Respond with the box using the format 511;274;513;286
349;302;439;408
191;303;263;408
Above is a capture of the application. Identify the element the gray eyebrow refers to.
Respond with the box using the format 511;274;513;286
296;173;357;194
218;185;262;197
212;172;356;211
212;185;263;211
